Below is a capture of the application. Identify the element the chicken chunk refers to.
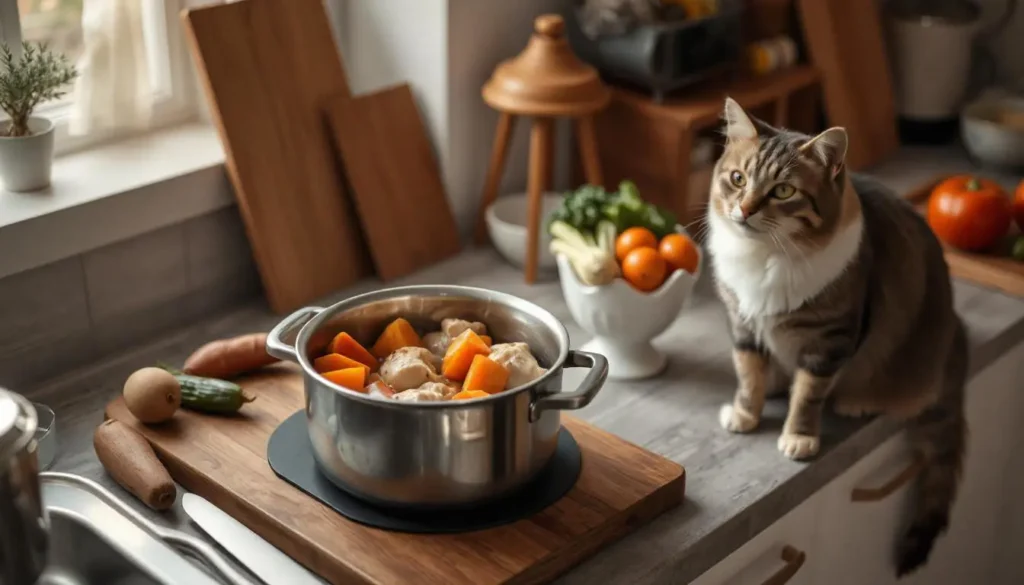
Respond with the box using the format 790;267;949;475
441;318;487;339
422;331;449;357
488;342;546;389
379;346;439;391
393;384;446;402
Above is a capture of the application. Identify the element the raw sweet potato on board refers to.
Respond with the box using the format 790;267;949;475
183;333;278;379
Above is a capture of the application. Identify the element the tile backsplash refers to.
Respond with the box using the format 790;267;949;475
0;205;261;391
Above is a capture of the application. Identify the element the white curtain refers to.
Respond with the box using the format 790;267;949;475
68;0;153;136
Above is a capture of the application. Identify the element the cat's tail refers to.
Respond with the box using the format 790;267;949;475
896;319;968;577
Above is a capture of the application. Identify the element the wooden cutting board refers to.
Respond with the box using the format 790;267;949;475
904;179;1024;298
104;367;685;585
796;0;898;170
183;0;371;314
326;84;462;281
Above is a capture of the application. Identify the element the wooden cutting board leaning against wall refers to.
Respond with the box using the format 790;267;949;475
796;0;899;170
326;85;462;281
104;366;685;585
183;0;371;314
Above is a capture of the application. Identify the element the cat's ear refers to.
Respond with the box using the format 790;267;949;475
722;97;757;141
799;127;848;179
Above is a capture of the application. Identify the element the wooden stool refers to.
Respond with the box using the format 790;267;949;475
475;14;611;284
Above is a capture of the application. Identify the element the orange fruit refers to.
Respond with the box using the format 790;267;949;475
615;227;658;261
659;233;700;274
621;247;668;292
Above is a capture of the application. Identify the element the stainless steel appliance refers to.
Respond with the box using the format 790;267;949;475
0;388;48;585
266;285;608;508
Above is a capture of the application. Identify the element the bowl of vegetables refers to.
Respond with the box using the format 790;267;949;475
549;181;703;380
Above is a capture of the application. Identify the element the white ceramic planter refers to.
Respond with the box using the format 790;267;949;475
556;227;703;380
0;117;56;192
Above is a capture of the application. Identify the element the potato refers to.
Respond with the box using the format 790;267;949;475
123;367;181;424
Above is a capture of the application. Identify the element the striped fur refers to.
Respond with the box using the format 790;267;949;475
708;98;967;577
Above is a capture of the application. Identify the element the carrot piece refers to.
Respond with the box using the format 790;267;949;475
463;355;509;394
183;333;279;378
480;335;492;346
322;367;367;390
371;318;423;359
327;332;378;371
441;330;491;381
313;353;370;375
451;389;490;400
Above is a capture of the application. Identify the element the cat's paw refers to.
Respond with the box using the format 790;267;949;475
777;433;819;460
719;404;759;433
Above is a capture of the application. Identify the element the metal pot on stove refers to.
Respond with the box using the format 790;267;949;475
266;285;608;507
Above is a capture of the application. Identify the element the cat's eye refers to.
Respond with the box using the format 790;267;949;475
729;171;746;188
772;184;796;200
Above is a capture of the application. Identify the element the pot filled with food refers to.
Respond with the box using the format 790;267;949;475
266;285;607;508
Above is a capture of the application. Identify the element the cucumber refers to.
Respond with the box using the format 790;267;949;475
159;365;254;413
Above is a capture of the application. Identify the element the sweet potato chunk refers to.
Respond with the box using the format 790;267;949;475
462;355;509;394
327;332;377;371
451;389;490;400
322;367;367;390
314;353;370;375
441;330;491;381
372;318;423;359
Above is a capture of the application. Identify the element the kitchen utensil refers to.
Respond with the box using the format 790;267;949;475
485;192;563;272
0;388;47;585
182;0;371;314
904;177;1024;298
475;14;610;284
31;401;55;470
103;370;686;585
797;0;899;169
183;493;324;585
325;84;461;282
556;226;703;380
962;92;1024;170
265;284;608;507
41;472;254;585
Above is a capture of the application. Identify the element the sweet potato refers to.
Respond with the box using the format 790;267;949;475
327;332;378;371
183;333;278;378
451;389;490;400
480;335;492;346
372;318;423;359
322;367;367;390
442;330;491;381
314;353;370;375
463;355;509;394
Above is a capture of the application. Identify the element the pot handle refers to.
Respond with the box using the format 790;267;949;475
266;306;324;363
530;349;608;422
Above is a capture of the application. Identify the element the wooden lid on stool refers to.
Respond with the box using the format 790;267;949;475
482;15;610;117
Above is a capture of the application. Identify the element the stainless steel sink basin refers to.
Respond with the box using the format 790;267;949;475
37;473;253;585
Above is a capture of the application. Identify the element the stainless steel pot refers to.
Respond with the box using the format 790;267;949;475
0;388;49;585
266;285;608;507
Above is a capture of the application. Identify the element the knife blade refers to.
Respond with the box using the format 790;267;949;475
182;494;325;585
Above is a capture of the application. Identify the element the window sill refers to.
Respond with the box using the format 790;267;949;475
0;123;231;279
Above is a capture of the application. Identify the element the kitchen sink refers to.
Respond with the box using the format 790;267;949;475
37;473;251;585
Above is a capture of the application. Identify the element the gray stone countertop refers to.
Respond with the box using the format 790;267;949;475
25;149;1024;584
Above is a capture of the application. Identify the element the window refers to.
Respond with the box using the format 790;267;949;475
0;0;196;155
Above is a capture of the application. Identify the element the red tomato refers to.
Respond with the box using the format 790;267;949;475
1014;180;1024;233
926;175;1012;252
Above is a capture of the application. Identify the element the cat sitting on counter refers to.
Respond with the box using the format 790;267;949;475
705;98;967;578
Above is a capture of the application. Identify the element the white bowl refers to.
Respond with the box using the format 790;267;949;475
486;193;564;271
556;227;703;380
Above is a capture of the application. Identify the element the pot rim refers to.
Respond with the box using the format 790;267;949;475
295;284;572;409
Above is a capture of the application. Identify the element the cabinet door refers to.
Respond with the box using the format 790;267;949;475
911;345;1022;585
689;489;827;585
814;431;916;585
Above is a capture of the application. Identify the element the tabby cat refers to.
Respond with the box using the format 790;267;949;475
707;98;967;577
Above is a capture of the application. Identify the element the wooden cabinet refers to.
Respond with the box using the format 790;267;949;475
691;343;1024;585
690;489;828;585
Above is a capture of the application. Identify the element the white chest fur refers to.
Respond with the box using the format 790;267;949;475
708;212;864;319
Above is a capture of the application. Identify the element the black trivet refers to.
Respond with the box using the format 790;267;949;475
266;411;582;534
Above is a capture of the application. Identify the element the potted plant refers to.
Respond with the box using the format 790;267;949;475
0;42;76;192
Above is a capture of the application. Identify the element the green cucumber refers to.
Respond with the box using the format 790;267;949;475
158;365;254;413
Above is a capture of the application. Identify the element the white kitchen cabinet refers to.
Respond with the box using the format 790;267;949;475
689;489;828;585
